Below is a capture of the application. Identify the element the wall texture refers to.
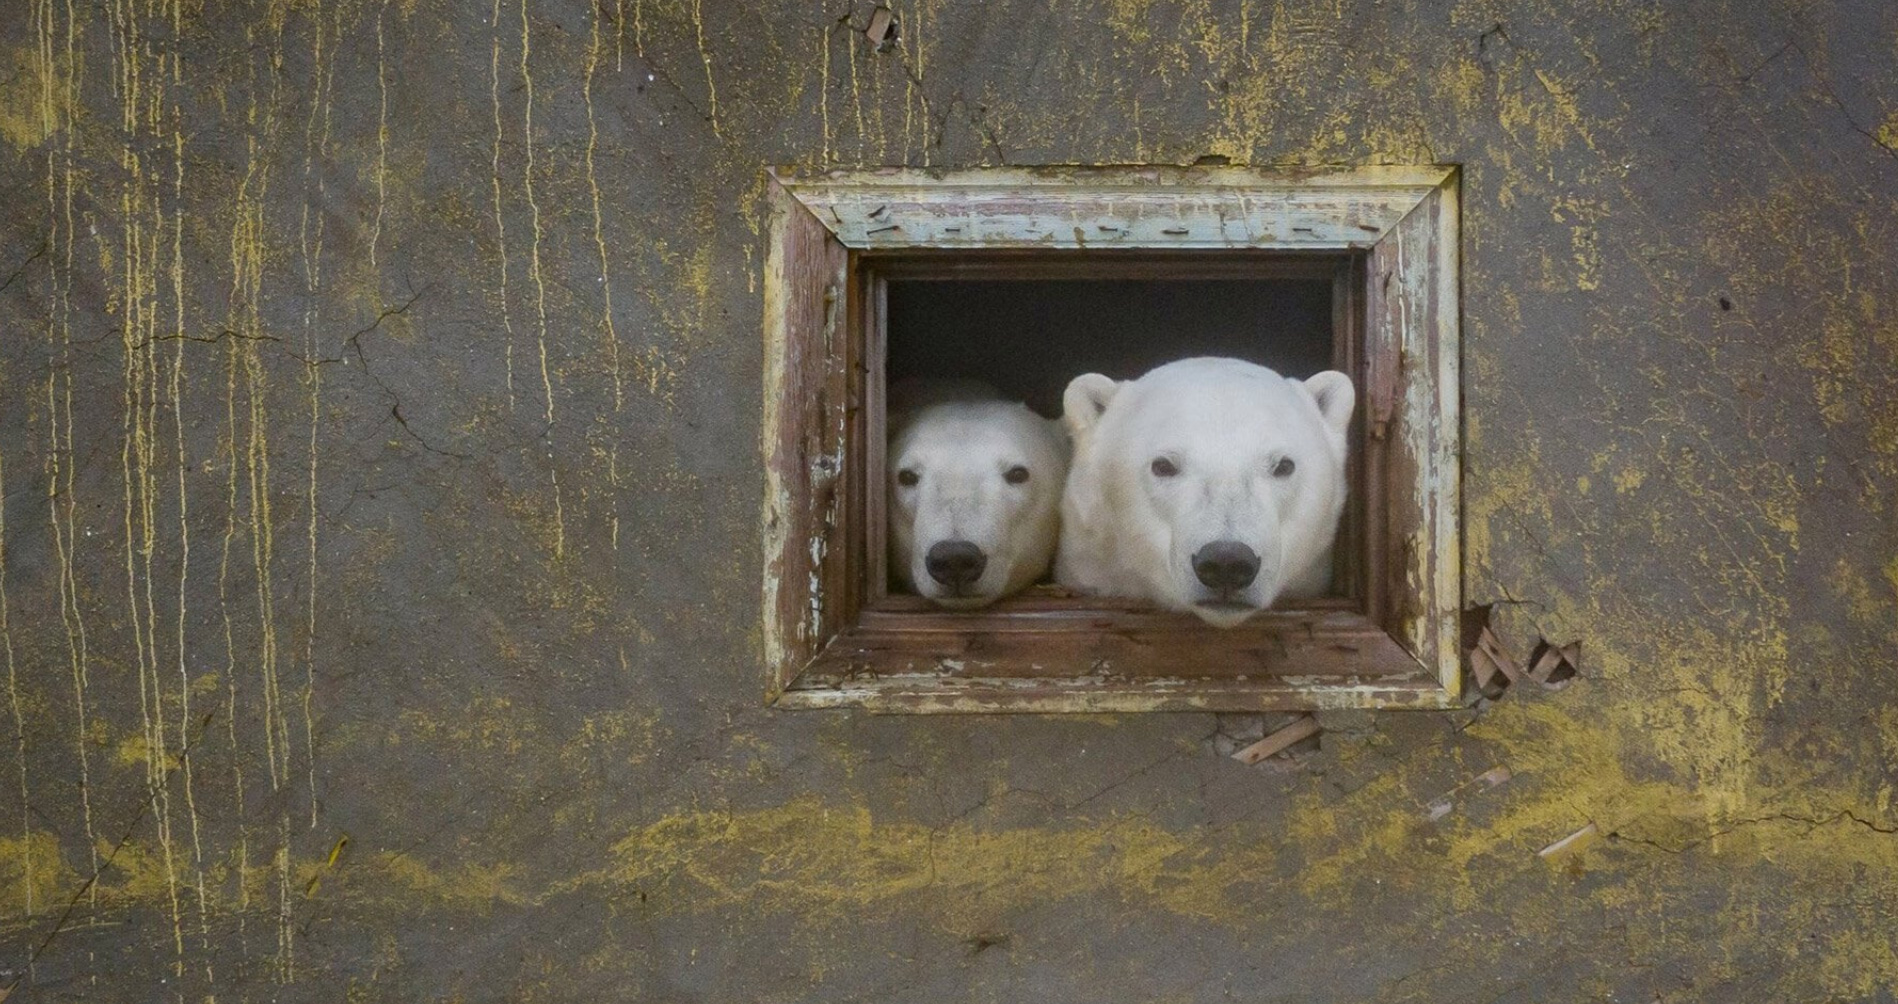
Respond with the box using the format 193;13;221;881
1;0;1896;1000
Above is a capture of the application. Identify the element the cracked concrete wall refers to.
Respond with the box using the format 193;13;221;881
1;0;1895;1000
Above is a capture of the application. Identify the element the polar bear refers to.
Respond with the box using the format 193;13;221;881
1055;358;1355;628
887;380;1069;608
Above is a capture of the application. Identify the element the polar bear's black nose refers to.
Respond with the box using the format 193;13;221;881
1193;541;1261;592
926;540;988;588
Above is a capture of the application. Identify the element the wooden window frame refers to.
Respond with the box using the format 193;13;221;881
762;166;1461;713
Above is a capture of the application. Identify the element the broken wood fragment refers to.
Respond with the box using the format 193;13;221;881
1232;714;1321;764
1469;623;1577;697
1528;640;1580;686
1538;822;1599;862
865;7;897;51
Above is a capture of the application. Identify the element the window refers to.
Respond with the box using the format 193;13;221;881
762;166;1460;713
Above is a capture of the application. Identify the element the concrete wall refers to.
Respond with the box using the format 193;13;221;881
1;0;1895;999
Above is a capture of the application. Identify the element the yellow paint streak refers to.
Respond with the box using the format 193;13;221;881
105;0;190;973
219;25;275;929
41;0;99;912
370;0;389;277
220;7;304;979
164;1;213;982
819;16;830;164
613;0;625;68
913;0;930;165
489;0;517;409
847;17;866;161
690;0;721;135
585;8;625;555
298;0;342;844
518;0;554;426
517;0;564;558
219;338;252;947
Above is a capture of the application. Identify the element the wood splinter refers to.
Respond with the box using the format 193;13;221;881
865;7;897;51
1538;822;1599;862
1231;714;1321;764
1470;624;1579;697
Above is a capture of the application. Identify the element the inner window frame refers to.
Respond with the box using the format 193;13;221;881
762;166;1461;714
865;251;1363;608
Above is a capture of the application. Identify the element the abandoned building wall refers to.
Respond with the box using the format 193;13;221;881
1;0;1895;999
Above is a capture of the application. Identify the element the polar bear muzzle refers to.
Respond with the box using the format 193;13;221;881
1190;541;1262;593
925;540;988;591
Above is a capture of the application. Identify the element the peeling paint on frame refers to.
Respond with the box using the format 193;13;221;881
762;165;1462;712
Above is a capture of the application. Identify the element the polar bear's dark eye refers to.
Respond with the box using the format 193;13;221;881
1271;457;1296;478
1151;457;1180;478
1004;465;1031;485
897;469;920;487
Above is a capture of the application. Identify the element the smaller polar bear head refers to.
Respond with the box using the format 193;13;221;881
1058;358;1355;628
887;382;1069;608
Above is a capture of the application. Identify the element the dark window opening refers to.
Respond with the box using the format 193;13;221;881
886;277;1337;418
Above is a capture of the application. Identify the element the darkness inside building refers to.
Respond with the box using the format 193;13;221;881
886;276;1340;419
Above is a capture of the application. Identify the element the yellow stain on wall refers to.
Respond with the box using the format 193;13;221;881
1876;705;1898;768
1704;181;1898;473
399;697;534;755
1550;196;1604;291
0;831;78;916
1280;693;1898;998
1806;314;1859;428
1830;556;1898;644
340;851;530;914
601;794;1277;927
1876;111;1898;153
1461;409;1552;579
115;730;184;770
98;835;185;906
0;38;74;151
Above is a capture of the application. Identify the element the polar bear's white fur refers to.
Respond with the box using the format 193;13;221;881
887;380;1069;608
1055;358;1355;628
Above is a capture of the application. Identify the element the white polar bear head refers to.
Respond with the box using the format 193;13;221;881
1055;357;1355;628
887;381;1069;608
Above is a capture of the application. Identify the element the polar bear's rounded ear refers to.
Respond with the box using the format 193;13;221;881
1062;373;1121;438
1301;371;1356;439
